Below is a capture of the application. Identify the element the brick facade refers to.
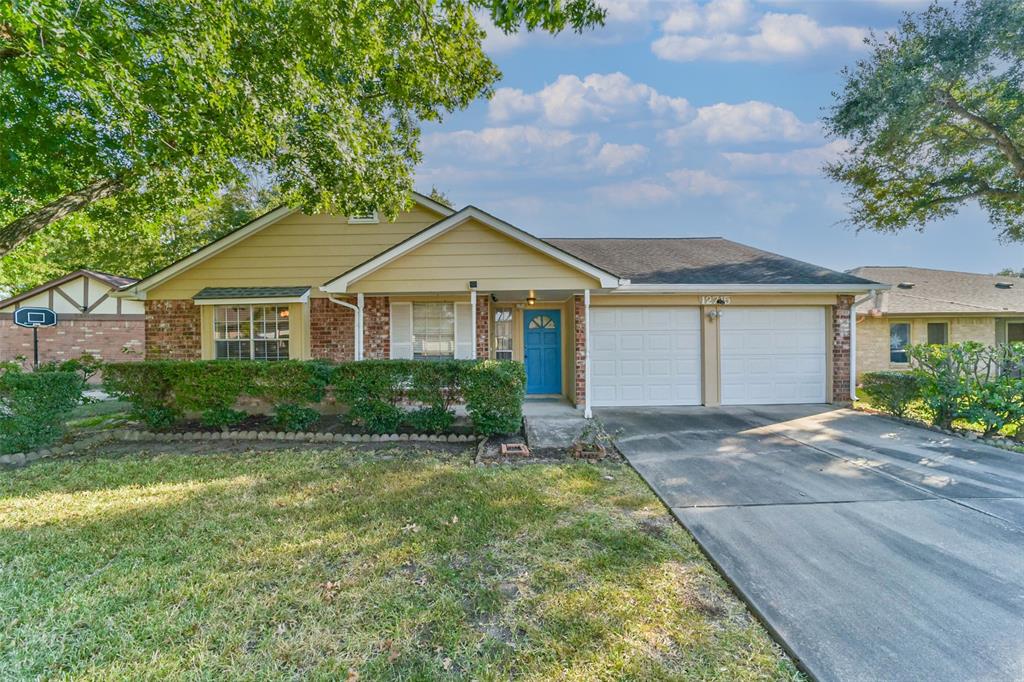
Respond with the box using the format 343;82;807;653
832;295;853;403
362;296;390;359
475;295;490;359
0;317;145;369
145;300;201;360
309;297;356;361
573;294;586;407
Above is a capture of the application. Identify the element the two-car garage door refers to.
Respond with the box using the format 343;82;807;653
590;305;827;407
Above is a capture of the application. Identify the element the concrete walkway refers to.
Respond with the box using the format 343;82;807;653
598;405;1024;682
523;398;585;450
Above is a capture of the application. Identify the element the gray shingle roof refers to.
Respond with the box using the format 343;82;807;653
546;237;878;286
848;267;1024;315
192;286;310;300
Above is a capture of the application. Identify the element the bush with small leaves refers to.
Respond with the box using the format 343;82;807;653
272;403;321;432
859;371;923;418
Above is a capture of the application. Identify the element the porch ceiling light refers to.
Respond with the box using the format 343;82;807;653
527;290;536;305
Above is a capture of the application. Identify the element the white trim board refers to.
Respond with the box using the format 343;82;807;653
321;206;622;293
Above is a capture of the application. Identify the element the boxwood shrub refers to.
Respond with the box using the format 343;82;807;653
859;371;923;418
0;365;84;453
106;359;526;435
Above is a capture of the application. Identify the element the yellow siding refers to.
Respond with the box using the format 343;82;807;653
350;218;601;293
147;207;444;300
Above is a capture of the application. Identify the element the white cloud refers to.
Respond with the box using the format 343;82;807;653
592;167;738;206
666;168;738;195
423;125;600;166
724;140;849;175
653;7;868;62
488;72;691;126
663;100;819;145
591;142;649;174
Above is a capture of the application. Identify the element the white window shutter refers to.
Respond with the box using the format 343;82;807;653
390;302;413;359
454;303;473;360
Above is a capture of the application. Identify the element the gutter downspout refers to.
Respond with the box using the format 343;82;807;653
328;295;363;361
584;289;592;419
850;289;876;401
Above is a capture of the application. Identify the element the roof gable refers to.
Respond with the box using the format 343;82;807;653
322;207;621;293
119;193;454;299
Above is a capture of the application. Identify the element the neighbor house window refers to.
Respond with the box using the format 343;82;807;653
413;302;454;359
493;307;513;360
926;322;949;345
214;305;289;361
1009;323;1024;343
890;322;911;363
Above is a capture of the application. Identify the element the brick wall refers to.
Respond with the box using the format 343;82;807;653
856;315;999;381
363;296;390;359
832;295;852;403
573;294;586;407
0;317;145;369
145;299;201;360
475;295;490;359
309;297;356;361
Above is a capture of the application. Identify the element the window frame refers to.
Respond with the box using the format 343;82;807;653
213;304;290;361
926;321;949;346
889;321;912;364
492;306;513;361
412;301;455;361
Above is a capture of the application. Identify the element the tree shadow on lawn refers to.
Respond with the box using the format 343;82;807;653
0;452;795;680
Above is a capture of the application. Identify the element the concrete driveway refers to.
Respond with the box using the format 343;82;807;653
597;405;1024;682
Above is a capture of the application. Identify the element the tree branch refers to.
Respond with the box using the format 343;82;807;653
936;89;1024;179
0;177;124;256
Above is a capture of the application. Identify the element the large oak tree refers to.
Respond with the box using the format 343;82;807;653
825;0;1023;241
0;0;603;257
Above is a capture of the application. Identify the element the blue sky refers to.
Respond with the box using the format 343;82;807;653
415;0;1024;275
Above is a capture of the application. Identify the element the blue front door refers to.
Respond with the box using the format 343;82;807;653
524;310;561;394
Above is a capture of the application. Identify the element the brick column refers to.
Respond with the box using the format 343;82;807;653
145;300;201;359
362;296;390;359
832;295;853;403
573;294;586;407
475;295;490;359
309;297;356;361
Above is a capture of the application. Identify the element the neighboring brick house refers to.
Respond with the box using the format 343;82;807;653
849;266;1024;381
112;192;879;413
0;269;146;371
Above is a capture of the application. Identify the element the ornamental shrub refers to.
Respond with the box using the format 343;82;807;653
0;366;84;453
200;406;248;428
462;360;526;435
104;361;182;427
859;371;923;418
407;406;455;434
272;403;321;432
332;361;410;433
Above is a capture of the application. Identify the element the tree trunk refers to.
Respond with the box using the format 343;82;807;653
0;177;124;256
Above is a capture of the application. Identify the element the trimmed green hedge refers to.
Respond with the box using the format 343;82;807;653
0;366;84;454
105;359;526;435
859;371;923;418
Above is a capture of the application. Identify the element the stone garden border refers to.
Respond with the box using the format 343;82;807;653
0;429;480;469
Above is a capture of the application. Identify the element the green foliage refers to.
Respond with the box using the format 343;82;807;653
257;361;332;405
272;404;321;432
908;342;1024;434
825;0;1024;240
859;371;924;418
200;407;248;429
462;360;526;435
0;366;84;453
36;353;104;384
332;361;410;433
0;0;604;256
103;361;182;427
407;407;456;434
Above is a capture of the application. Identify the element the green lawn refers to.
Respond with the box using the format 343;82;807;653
0;448;800;681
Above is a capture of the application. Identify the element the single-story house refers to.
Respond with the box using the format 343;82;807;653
113;193;880;414
0;269;146;368
849;266;1024;380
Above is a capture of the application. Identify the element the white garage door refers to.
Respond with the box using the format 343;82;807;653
720;306;826;405
590;306;702;406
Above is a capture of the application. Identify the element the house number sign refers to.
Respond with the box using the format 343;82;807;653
700;296;731;305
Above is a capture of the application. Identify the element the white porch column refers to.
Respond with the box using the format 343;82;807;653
356;293;365;361
584;289;593;419
470;289;478;360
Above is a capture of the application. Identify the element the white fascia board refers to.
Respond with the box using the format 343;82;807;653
321;206;621;293
612;283;889;294
411;191;456;217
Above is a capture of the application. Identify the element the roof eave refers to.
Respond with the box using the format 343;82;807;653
612;283;888;294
